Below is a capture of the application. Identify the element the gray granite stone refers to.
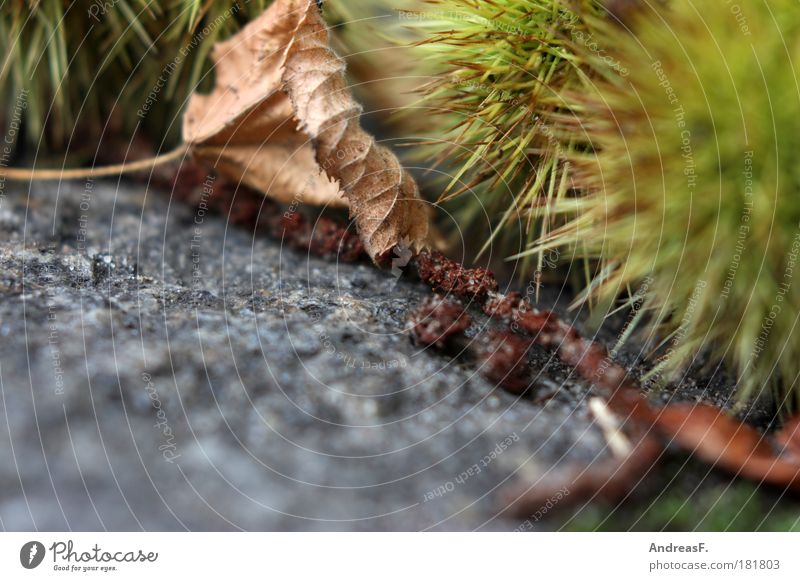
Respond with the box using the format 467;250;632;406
0;178;749;531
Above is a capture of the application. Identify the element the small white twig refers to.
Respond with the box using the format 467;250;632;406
589;397;632;458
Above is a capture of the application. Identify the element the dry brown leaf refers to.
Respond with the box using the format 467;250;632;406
653;404;800;489
501;430;662;518
282;0;429;258
775;415;800;462
608;388;800;490
183;3;341;208
183;0;429;259
502;401;800;521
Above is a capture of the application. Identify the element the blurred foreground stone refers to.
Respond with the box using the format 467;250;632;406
0;179;755;530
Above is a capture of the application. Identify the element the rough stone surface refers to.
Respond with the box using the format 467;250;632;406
0;179;758;531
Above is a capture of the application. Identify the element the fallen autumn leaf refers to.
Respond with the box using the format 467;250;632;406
183;0;429;260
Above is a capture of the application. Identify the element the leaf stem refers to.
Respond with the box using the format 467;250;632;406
0;144;190;181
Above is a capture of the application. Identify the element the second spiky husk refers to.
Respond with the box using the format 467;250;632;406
1;0;271;151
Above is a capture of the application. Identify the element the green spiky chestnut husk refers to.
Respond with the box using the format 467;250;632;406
339;0;800;406
536;0;800;405
388;0;606;269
